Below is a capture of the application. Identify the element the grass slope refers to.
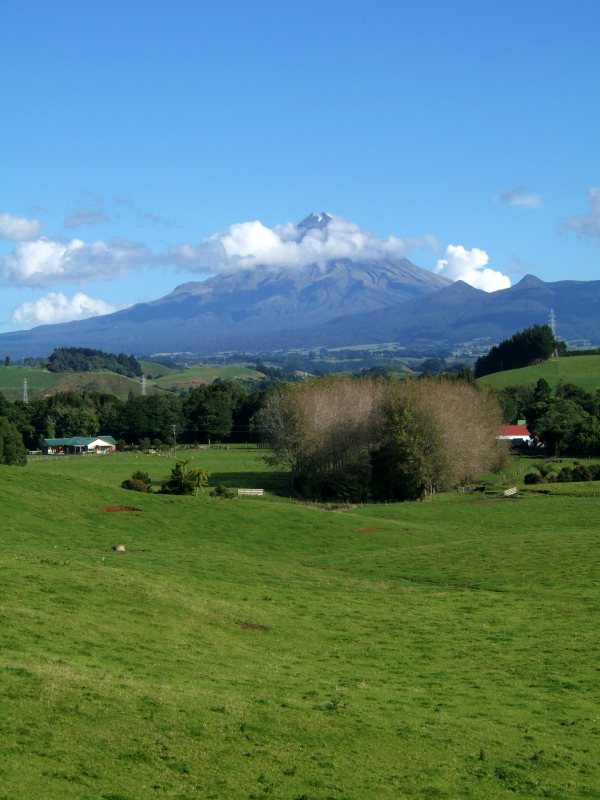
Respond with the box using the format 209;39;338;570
0;366;163;402
0;366;66;401
1;451;599;799
137;360;179;378
151;365;265;390
478;354;600;392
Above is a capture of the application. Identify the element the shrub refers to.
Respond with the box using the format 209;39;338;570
571;464;592;482
588;463;600;480
121;478;150;492
557;466;574;483
524;472;544;485
210;484;236;499
121;471;152;492
131;471;152;490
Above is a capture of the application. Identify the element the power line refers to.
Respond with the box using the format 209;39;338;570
549;308;556;337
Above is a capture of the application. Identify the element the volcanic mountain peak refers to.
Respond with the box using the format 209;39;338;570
297;211;333;232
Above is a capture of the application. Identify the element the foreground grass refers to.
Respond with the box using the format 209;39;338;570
1;451;599;799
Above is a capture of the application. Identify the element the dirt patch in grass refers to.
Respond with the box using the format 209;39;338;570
102;505;142;512
356;526;379;533
238;621;269;632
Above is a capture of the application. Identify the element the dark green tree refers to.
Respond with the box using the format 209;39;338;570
555;381;597;416
0;416;27;466
370;399;431;501
528;398;595;455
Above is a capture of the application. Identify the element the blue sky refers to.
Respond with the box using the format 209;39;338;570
1;0;599;332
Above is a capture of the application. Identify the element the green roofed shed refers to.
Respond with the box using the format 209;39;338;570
42;436;117;455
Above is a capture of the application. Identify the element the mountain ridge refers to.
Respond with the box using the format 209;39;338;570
2;260;600;358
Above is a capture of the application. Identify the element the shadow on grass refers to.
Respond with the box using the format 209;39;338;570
208;470;290;493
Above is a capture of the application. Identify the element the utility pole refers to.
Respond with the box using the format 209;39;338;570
549;308;558;357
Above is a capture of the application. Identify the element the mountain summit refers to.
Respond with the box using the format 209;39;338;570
297;212;334;232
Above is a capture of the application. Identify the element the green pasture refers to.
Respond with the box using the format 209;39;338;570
137;360;178;378
151;365;265;391
0;366;159;402
478;354;600;392
1;450;599;799
0;366;65;401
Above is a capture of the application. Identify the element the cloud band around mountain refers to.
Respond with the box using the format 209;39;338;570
169;214;437;272
434;245;511;292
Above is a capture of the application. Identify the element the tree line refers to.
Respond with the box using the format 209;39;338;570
475;324;564;378
44;347;143;377
0;381;264;453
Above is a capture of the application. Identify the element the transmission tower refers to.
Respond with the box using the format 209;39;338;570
141;374;146;396
549;308;556;337
22;378;29;404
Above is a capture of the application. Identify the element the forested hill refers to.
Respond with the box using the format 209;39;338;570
45;347;142;377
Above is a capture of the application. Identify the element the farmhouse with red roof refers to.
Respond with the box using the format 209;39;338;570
497;424;532;444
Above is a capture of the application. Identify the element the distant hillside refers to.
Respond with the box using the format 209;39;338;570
137;360;179;378
151;364;265;391
477;355;600;394
0;363;265;402
0;366;160;403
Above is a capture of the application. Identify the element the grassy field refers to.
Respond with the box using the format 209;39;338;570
0;366;71;401
0;363;264;401
145;365;265;391
1;450;599;799
478;354;600;393
0;366;162;402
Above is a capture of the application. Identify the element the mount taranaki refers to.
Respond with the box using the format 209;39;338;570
2;218;599;358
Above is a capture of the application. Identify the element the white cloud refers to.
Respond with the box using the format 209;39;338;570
0;212;42;241
0;237;149;287
11;292;118;328
563;187;600;241
168;213;436;272
434;245;511;292
496;186;543;208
